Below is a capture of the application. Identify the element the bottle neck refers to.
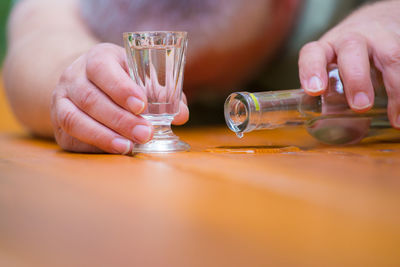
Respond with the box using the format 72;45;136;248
224;90;311;133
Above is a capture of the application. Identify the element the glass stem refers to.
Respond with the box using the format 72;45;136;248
153;124;173;138
148;116;175;139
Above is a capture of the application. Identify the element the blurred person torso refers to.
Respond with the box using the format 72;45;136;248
80;0;302;98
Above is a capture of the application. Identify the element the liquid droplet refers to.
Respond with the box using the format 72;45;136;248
236;132;244;138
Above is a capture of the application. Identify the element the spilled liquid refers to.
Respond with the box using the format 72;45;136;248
206;145;301;154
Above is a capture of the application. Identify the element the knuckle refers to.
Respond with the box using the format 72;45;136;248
379;46;400;68
77;89;98;111
58;109;76;134
59;56;85;84
298;41;328;70
386;84;400;100
50;98;58;126
52;123;63;142
59;68;73;84
111;111;128;130
54;129;70;150
300;41;321;54
86;43;115;60
337;33;366;49
59;72;68;84
299;42;322;60
86;43;121;77
51;88;60;110
86;55;105;78
51;90;67;127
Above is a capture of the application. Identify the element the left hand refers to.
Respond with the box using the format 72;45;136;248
298;0;400;128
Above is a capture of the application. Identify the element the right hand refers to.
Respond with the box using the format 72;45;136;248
51;43;189;154
298;1;400;129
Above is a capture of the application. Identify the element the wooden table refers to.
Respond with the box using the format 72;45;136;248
1;82;400;266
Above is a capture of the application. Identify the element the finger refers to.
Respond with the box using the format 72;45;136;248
67;78;153;144
383;69;400;129
85;43;147;115
54;126;104;153
172;101;189;125
298;41;335;95
51;86;107;153
372;34;400;129
182;93;187;105
335;34;374;112
55;96;135;154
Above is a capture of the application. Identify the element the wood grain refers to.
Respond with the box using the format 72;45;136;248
1;77;400;266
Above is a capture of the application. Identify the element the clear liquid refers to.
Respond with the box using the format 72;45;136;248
236;132;244;138
124;32;190;152
130;45;184;116
146;102;177;115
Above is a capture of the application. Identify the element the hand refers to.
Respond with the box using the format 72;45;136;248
298;0;400;128
51;43;189;154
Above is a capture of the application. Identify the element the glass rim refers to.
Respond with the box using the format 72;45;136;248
224;92;251;134
123;31;187;37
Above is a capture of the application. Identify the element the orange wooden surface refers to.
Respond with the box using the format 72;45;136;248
1;78;400;266
0;75;22;133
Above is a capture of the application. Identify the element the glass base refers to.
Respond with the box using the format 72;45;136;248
132;136;190;154
133;115;190;154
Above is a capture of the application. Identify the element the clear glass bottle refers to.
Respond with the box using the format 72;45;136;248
224;66;391;145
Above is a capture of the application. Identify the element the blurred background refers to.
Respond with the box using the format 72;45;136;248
0;0;373;131
0;0;12;63
0;0;21;132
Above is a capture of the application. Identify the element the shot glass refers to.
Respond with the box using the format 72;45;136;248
123;31;190;153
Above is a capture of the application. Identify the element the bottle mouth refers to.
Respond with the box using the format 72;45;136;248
224;93;250;133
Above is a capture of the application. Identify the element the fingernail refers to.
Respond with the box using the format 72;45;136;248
111;138;132;154
132;125;152;144
126;97;145;115
307;76;323;93
353;92;371;109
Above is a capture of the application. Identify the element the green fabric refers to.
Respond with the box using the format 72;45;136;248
0;0;13;64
